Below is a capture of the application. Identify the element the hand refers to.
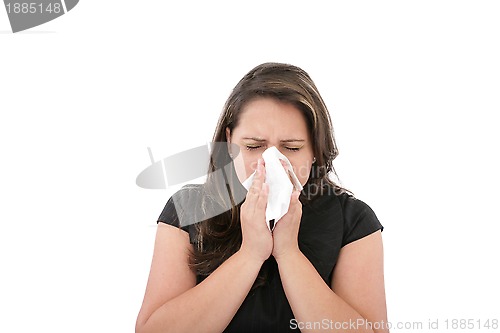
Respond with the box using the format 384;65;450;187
239;158;273;264
271;190;303;262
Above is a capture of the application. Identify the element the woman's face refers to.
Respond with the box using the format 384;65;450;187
226;97;314;186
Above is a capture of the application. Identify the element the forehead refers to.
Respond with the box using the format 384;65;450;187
235;98;309;137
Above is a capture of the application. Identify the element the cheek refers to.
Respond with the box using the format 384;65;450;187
293;163;312;186
287;154;314;186
232;150;259;182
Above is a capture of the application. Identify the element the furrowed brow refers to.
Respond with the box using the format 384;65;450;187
242;137;305;143
242;137;266;142
280;139;305;143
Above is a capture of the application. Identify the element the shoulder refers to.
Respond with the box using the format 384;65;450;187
302;183;383;246
171;184;205;210
157;184;204;229
335;191;383;247
336;192;377;220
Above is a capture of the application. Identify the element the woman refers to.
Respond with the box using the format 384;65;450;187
136;63;389;333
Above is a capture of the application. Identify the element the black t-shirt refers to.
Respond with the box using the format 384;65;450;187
157;184;383;333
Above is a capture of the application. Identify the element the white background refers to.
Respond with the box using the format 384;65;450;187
1;1;499;332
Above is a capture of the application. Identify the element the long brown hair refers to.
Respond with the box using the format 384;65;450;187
189;62;347;285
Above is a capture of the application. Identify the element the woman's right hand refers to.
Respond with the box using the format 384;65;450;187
239;158;273;263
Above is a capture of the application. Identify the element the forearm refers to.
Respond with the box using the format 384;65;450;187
276;250;375;333
139;249;263;333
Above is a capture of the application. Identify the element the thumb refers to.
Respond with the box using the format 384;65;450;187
288;190;301;209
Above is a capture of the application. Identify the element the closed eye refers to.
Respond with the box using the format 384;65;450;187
245;145;301;152
246;145;262;151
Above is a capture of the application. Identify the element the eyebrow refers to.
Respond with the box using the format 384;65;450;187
242;137;305;143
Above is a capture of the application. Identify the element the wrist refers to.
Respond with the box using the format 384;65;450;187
273;246;302;264
237;243;267;267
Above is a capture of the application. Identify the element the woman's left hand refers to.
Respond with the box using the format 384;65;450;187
271;190;303;261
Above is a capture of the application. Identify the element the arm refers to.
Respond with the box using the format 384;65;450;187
135;223;264;333
136;158;273;333
276;230;388;333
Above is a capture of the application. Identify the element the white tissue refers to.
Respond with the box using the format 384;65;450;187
242;146;303;230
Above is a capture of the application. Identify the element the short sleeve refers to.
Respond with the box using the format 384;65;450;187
157;195;188;231
157;185;203;243
341;195;383;247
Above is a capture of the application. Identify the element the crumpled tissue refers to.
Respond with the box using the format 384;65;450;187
242;146;303;230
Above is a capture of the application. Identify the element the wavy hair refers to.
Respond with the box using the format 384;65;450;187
189;62;347;287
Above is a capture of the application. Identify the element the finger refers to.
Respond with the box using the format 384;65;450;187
257;157;266;178
246;158;265;204
290;190;300;202
256;182;269;212
287;190;302;213
279;159;288;170
250;158;266;189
